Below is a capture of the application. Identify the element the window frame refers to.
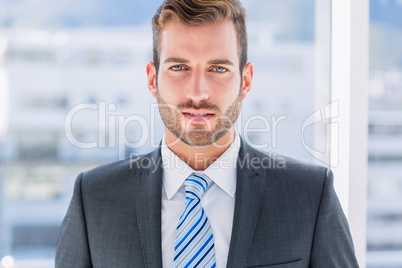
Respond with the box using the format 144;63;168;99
330;0;369;266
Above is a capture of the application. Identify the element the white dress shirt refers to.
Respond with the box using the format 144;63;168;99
161;131;240;268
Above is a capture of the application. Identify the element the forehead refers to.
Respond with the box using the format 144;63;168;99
159;20;239;64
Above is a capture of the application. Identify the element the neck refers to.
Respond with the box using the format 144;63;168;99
164;127;236;171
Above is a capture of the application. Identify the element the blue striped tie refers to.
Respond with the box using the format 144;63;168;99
173;173;216;268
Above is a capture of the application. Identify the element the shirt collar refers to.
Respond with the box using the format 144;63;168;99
161;130;240;200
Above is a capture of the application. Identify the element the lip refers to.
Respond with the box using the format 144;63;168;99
183;109;215;115
182;111;215;123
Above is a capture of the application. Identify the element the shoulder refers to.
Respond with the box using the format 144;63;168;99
240;139;331;190
78;148;160;189
243;143;336;212
271;152;329;179
240;137;329;177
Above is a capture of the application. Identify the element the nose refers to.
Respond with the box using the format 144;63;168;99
186;68;210;102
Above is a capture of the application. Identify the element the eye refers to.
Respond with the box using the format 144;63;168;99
171;65;184;71
213;66;227;73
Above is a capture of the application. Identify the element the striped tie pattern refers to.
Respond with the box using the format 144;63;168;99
173;173;216;268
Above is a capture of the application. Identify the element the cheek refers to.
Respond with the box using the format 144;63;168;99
159;70;189;86
212;77;241;103
157;75;185;102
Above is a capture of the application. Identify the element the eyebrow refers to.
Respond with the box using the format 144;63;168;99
163;57;235;66
164;57;189;64
208;59;235;66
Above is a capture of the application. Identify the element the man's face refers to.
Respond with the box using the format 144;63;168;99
147;20;252;147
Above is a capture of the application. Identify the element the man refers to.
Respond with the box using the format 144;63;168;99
56;0;359;267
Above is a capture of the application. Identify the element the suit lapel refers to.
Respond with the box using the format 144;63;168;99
226;137;266;267
135;147;163;268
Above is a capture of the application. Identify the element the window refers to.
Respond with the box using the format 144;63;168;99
367;0;402;266
18;131;58;160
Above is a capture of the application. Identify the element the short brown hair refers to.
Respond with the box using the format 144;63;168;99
152;0;247;74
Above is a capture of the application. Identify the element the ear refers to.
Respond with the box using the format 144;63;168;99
146;61;157;99
241;62;253;100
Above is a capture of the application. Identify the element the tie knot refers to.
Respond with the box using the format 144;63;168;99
184;173;213;200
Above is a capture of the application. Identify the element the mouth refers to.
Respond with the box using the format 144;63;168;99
182;111;215;122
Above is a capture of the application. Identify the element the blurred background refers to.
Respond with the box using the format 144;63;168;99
0;0;400;267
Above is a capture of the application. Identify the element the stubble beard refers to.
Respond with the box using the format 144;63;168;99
156;87;242;148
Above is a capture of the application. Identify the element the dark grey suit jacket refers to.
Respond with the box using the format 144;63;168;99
56;137;359;267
